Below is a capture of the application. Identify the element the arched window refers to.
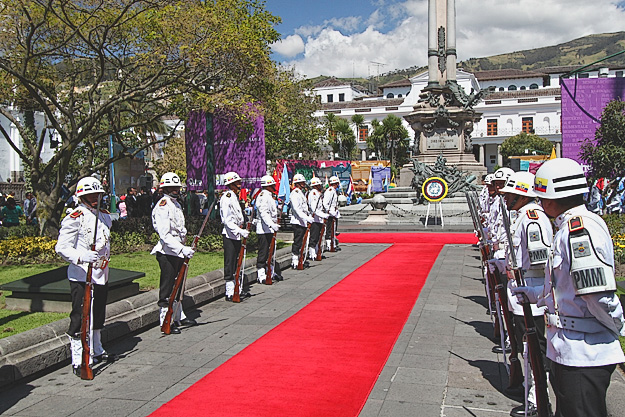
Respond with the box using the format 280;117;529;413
386;93;394;98
508;85;517;91
507;119;513;133
544;117;551;133
499;87;504;92
529;83;539;89
520;86;526;90
397;94;403;98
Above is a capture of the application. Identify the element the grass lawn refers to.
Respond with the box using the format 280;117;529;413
0;250;243;340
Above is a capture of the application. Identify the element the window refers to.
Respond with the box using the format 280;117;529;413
327;94;333;103
358;126;369;142
397;94;402;98
386;93;394;98
487;119;498;136
499;87;504;92
529;83;539;89
520;86;526;90
508;85;517;91
490;155;496;164
522;117;534;133
338;93;345;102
578;73;589;78
616;71;624;78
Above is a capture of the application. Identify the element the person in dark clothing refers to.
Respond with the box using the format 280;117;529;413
185;189;201;217
136;187;153;217
125;187;137;217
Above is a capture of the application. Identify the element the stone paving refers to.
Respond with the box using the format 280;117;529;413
1;241;624;417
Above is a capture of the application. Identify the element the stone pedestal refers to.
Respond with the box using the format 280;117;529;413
359;210;388;225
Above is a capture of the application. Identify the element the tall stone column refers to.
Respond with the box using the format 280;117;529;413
478;144;485;164
497;145;503;167
427;0;439;88
446;0;457;82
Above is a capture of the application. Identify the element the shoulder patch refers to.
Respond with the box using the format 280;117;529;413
568;216;584;233
159;199;167;206
226;191;232;198
70;209;83;219
527;209;539;220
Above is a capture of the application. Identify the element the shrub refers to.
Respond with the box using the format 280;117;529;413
0;236;60;264
0;224;39;240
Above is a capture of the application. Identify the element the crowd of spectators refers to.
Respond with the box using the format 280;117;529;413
586;177;625;214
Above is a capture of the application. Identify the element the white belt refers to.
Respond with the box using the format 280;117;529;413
544;312;605;333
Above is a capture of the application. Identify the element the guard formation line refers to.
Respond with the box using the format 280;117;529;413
54;171;341;376
467;158;625;417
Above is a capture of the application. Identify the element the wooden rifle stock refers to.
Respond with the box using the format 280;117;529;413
80;196;102;380
233;210;254;303
329;218;336;252
161;200;216;334
266;232;277;285
297;223;311;270
511;270;551;416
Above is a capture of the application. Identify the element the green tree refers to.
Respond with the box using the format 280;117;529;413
330;118;357;160
499;132;553;158
153;133;187;184
580;99;625;179
366;119;386;160
351;114;365;142
263;67;323;160
365;115;409;170
0;0;280;236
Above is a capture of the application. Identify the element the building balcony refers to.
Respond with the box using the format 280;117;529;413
473;126;561;138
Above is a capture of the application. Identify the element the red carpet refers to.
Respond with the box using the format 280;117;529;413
151;233;474;417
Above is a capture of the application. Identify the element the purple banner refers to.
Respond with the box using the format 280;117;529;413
561;78;625;164
186;108;266;191
186;111;208;191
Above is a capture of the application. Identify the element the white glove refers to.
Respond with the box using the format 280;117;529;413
81;250;99;264
511;285;543;304
239;228;250;239
181;246;195;259
321;212;329;219
487;258;507;274
271;223;280;232
306;216;314;224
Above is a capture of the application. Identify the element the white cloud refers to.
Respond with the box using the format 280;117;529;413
271;34;305;58
279;0;625;78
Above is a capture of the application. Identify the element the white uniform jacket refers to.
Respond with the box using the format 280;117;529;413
323;187;340;218
506;203;552;316
220;190;245;240
151;194;187;257
255;189;279;234
289;188;312;227
542;205;625;367
55;204;112;285
307;189;328;223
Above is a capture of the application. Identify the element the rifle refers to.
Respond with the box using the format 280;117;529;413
266;231;277;285
80;195;101;380
499;198;551;417
233;209;255;303
316;219;326;261
467;191;502;340
493;196;524;389
161;200;216;335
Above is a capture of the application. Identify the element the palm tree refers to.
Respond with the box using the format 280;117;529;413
333;118;357;160
351;114;365;143
381;114;409;169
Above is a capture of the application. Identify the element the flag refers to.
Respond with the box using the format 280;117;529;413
366;168;373;194
239;188;248;202
278;164;291;208
272;168;279;184
390;174;396;189
347;175;355;198
549;146;557;160
383;175;389;192
324;174;329;188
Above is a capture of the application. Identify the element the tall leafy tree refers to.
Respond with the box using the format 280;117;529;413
499;132;553;158
0;0;280;236
580;99;625;179
330;118;357;160
263;67;323;160
366;115;409;170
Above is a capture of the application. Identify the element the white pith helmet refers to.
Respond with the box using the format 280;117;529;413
500;171;537;198
292;173;306;184
260;175;276;187
534;158;589;199
76;177;104;197
493;167;515;183
160;172;182;188
329;175;340;185
484;174;494;185
224;171;242;185
310;177;322;187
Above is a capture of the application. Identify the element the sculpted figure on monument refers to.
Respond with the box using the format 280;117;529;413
409;153;479;204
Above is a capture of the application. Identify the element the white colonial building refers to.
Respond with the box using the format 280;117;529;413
313;66;625;172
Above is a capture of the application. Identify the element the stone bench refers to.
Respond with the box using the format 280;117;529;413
0;267;143;313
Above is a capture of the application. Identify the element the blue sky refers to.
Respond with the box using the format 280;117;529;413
264;0;625;79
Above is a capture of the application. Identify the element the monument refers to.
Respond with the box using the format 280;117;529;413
400;0;488;186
